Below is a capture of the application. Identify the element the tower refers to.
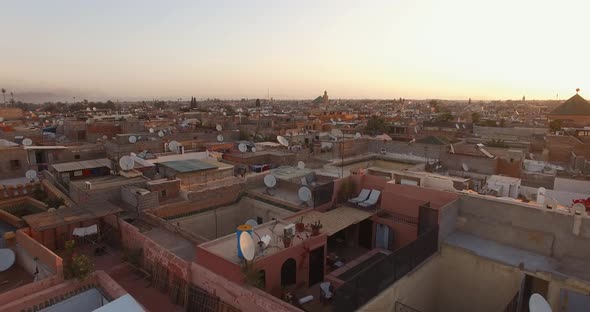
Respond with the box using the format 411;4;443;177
323;90;329;104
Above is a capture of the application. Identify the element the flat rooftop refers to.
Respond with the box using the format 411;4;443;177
23;200;122;231
270;166;314;181
285;206;374;236
50;158;112;173
159;159;218;173
70;175;148;191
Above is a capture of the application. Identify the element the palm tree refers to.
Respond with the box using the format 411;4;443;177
9;92;13;105
1;88;5;106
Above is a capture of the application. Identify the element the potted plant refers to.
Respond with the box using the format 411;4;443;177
310;220;323;236
282;229;294;248
295;216;305;232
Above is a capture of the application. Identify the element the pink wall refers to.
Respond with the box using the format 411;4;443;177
197;233;327;298
16;228;63;277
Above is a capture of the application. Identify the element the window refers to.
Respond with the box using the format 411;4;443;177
257;216;263;225
10;160;20;170
74;154;81;160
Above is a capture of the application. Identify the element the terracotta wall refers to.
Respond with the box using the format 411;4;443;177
16;228;63;276
0;181;41;200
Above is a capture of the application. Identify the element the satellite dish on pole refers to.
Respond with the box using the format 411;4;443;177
529;294;552;312
58;120;64;126
238;143;247;153
264;175;277;188
119;156;135;171
245;219;258;227
277;136;289;147
25;170;37;180
128;136;137;144
355;132;362;139
169;140;180;152
216;124;222;131
331;128;343;138
22;138;33;146
0;249;16;272
251;147;257;153
297;161;305;169
298;186;312;202
158;130;164;137
239;231;255;261
149;128;155;133
217;134;224;142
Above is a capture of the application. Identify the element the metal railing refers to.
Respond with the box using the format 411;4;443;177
333;226;439;312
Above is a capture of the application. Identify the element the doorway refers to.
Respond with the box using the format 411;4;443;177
281;258;297;287
308;247;324;287
358;219;373;250
521;275;549;312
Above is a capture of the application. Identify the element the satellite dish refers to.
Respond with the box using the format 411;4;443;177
355;132;362;139
169;140;180;152
119;156;135;171
86;107;91;111
0;249;15;272
331;128;343;138
251;147;257;153
128;136;137;144
149;128;155;133
277;136;289;147
86;118;94;124
462;163;469;171
238;143;247;153
245;219;258;227
0;117;3;122
158;130;164;137
34;122;39;127
298;186;312;202
217;134;224;142
239;232;255;261
573;203;587;216
529;294;552;312
58;120;64;126
297;161;305;169
216;124;222;131
337;118;342;122
25;170;37;180
455;124;460;129
264;175;277;188
92;107;97;111
102;135;108;140
22;138;33;146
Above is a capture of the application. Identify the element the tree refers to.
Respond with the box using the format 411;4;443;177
437;110;453;122
471;112;481;124
549;120;563;132
63;240;94;280
365;115;387;135
429;100;439;113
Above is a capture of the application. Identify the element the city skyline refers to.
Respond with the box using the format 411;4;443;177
2;0;589;102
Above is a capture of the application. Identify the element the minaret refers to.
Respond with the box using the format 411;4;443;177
323;90;329;104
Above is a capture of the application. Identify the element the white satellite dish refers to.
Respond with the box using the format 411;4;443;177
331;128;343;138
264;175;277;188
298;161;305;169
337;118;342;122
158;130;164;137
217;134;224;142
86;118;94;124
251;147;257;153
238;143;247;153
455;123;460;129
260;235;271;248
216;124;222;131
25;170;37;180
277;136;289;147
92;107;97;111
102;135;108;140
34;122;39;127
119;156;135;171
128;136;137;144
149;128;155;133
239;232;255;261
462;163;469;172
0;249;15;272
298;186;312;202
355;132;362;139
245;219;258;227
22;138;33;146
169;140;180;152
529;294;552;312
573;203;587;216
58;120;64;126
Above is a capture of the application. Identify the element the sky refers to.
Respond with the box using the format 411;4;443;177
1;0;589;102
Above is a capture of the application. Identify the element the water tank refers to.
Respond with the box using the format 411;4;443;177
236;224;253;260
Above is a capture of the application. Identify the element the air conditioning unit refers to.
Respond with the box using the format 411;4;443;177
85;181;92;190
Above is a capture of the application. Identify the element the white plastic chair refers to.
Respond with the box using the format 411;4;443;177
359;190;381;208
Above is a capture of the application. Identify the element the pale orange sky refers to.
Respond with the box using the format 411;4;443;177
1;0;589;101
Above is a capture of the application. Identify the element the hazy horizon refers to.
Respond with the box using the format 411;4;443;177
2;0;589;102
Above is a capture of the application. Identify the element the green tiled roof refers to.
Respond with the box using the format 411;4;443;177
159;159;218;173
550;94;590;116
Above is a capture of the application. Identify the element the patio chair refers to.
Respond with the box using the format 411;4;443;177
320;282;333;303
348;189;370;204
359;190;381;208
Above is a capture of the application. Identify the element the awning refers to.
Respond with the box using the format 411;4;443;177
290;207;374;236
